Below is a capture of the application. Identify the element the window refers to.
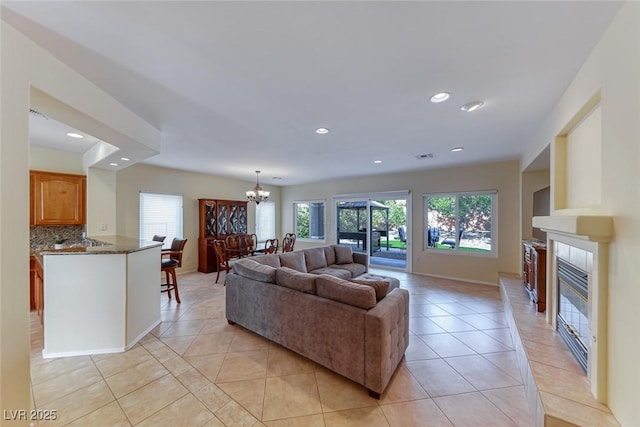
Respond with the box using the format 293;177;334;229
424;191;496;255
255;201;276;243
139;192;183;248
294;201;325;240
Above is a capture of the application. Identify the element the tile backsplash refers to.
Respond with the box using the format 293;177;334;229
30;225;85;251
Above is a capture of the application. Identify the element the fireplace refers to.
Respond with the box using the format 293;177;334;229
556;258;589;372
532;214;612;403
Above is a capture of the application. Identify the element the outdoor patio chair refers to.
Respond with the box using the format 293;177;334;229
398;226;407;251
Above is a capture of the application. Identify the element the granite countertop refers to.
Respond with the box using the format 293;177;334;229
36;235;163;256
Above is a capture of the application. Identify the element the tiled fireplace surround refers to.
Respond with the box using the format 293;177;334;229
499;215;618;426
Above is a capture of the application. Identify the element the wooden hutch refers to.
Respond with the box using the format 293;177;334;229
198;199;248;272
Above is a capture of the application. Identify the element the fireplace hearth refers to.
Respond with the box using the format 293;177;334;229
557;258;589;372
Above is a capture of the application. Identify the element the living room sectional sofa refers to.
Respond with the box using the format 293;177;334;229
225;245;410;398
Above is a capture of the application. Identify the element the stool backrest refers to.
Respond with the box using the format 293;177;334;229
168;238;187;267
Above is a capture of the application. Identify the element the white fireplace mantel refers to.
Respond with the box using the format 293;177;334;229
533;215;613;242
532;214;612;404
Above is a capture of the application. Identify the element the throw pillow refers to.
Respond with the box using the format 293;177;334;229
279;251;308;272
334;245;354;265
316;274;376;310
304;247;328;271
350;279;389;301
324;246;337;266
275;267;316;294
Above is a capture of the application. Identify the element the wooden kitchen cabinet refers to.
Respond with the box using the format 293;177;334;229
29;256;37;310
30;256;44;323
30;170;86;226
523;240;547;312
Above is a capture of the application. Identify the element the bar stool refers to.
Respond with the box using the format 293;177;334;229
161;238;187;303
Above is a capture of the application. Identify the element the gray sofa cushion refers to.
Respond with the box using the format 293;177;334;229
351;278;389;301
279;251;308;272
316;274;376;310
253;254;281;268
304;247;327;272
333;263;367;278
357;273;401;292
309;267;352;280
233;259;277;283
324;246;337;266
276;267;316;294
334;245;354;265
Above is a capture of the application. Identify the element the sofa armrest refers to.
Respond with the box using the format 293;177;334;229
363;288;410;394
353;252;368;268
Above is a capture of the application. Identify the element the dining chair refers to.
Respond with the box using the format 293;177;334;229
213;239;232;284
225;234;244;259
161;237;187;303
282;233;296;252
264;238;279;254
243;233;258;256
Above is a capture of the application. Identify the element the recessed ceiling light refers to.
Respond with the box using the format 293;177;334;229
315;127;329;135
450;147;464;152
66;132;84;138
109;163;119;167
374;160;382;164
430;92;450;103
120;157;130;161
461;101;484;112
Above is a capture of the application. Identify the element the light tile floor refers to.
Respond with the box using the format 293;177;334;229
30;269;533;426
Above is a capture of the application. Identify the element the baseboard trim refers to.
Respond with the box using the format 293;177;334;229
126;318;161;351
412;271;497;287
42;346;125;359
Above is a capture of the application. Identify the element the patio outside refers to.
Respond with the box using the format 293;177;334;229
337;199;408;269
427;194;492;253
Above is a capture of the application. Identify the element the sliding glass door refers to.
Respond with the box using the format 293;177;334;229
336;200;369;257
334;192;409;271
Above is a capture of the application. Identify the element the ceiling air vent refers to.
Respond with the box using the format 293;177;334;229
415;153;435;159
29;109;49;119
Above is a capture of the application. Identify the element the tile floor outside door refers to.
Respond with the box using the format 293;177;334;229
29;269;533;426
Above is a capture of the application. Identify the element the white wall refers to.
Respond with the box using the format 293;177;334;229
116;163;281;273
29;146;84;174
87;168;117;236
520;3;640;424
0;20;159;416
565;105;602;210
1;20;32;418
521;170;550;241
282;160;521;285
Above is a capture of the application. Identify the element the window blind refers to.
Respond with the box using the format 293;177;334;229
255;201;275;243
139;192;183;248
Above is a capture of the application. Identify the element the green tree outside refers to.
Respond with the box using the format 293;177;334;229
296;203;310;238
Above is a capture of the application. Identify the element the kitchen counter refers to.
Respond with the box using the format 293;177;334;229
36;235;163;255
40;237;162;358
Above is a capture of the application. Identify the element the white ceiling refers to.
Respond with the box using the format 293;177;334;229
29;110;100;154
3;1;622;185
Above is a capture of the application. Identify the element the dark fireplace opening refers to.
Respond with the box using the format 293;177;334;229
556;258;589;373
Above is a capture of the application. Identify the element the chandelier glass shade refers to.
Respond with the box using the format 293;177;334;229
246;170;269;204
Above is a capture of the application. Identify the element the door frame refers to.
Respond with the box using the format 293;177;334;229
332;190;411;272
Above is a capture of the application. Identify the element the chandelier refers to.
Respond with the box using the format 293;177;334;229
246;170;270;204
